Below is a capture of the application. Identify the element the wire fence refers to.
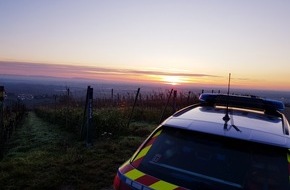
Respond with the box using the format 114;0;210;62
34;86;200;141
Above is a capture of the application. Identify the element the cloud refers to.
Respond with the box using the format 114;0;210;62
0;61;221;80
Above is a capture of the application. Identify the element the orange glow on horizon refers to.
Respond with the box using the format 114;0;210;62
0;61;290;91
161;76;184;85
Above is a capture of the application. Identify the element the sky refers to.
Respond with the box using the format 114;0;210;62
0;0;290;90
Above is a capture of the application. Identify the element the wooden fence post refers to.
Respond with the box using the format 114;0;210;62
111;88;114;106
159;89;173;123
86;87;93;146
127;88;140;127
173;90;177;112
0;86;4;157
187;91;191;104
66;88;70;129
81;86;94;147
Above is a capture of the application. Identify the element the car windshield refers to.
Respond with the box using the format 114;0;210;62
135;127;290;190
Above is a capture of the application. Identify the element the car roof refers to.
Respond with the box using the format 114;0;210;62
162;93;290;148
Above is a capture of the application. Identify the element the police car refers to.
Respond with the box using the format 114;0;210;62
113;93;290;190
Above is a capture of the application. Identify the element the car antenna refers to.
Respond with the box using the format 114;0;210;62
223;73;231;130
222;73;241;132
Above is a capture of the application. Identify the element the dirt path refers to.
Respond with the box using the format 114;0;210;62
4;112;73;156
0;112;79;189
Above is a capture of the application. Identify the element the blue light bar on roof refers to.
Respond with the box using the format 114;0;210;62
199;93;285;112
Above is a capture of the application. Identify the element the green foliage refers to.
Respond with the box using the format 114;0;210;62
94;108;128;137
131;107;173;123
35;107;83;133
128;122;156;137
34;106;163;139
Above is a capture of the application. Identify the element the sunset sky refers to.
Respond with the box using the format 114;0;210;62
0;1;289;90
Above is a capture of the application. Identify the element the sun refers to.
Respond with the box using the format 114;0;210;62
162;76;183;85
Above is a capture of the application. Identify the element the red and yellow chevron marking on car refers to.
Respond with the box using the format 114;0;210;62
117;161;186;190
131;130;162;168
115;129;187;190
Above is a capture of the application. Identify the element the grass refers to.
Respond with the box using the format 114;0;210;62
0;112;154;189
